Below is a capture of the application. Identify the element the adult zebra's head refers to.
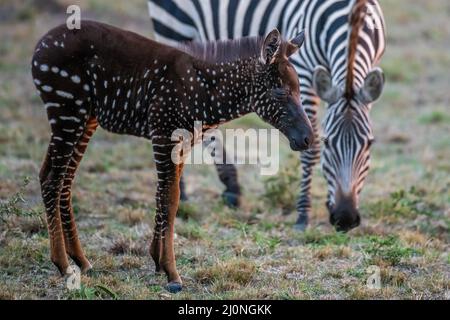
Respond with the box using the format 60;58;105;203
311;0;385;232
313;66;384;232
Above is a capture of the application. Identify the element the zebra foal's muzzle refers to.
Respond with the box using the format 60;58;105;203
288;99;314;152
272;88;314;152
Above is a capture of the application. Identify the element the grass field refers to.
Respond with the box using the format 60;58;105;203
0;0;448;299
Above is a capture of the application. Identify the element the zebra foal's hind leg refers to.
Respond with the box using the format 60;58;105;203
40;116;88;275
59;117;98;273
40;148;71;275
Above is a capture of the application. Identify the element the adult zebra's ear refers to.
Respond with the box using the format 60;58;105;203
357;68;385;104
287;30;305;57
290;30;305;48
261;29;282;65
312;66;343;104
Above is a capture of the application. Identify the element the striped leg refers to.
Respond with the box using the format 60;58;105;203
216;162;241;208
211;136;241;208
150;137;183;293
59;118;98;272
179;175;188;202
40;149;69;275
295;88;321;231
214;137;241;208
40;117;88;275
179;138;241;207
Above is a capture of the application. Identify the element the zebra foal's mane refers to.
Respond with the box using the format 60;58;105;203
177;36;265;64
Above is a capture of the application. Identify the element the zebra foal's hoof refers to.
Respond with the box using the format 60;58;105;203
222;191;241;208
166;282;183;293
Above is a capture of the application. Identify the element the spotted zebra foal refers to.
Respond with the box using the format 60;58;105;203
32;21;313;292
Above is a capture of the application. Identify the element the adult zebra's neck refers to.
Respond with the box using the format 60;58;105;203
328;0;382;101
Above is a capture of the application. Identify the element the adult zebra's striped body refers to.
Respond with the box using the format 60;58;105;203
148;0;386;231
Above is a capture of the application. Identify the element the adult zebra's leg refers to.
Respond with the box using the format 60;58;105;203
179;175;188;202
216;162;241;208
295;91;321;231
212;137;241;208
150;137;183;293
178;136;241;207
59;118;98;272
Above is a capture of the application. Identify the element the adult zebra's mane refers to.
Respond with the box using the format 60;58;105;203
345;0;369;98
178;36;265;64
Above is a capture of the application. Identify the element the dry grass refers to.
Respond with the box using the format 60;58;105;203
0;0;449;299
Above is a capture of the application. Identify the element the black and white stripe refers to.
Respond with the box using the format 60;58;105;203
148;0;386;229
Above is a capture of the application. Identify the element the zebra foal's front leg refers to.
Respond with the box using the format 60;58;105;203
150;137;183;293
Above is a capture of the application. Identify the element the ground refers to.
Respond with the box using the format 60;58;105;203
0;0;448;300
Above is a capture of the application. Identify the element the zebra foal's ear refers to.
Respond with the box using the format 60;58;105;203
357;68;385;104
312;66;343;104
287;30;305;57
261;29;281;65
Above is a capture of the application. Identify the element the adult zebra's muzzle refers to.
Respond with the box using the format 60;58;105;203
328;194;361;232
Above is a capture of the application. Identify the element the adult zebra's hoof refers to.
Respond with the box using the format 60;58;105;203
180;192;188;202
222;191;241;208
293;223;307;232
294;215;308;232
166;282;183;293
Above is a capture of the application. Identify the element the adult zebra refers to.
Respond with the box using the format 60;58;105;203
148;0;386;232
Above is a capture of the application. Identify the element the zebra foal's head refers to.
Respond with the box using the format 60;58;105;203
254;29;314;152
